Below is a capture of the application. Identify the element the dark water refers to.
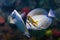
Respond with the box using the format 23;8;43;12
0;0;60;40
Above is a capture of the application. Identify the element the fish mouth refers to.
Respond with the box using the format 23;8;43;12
27;16;38;27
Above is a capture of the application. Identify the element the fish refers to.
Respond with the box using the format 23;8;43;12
26;8;56;30
10;10;30;38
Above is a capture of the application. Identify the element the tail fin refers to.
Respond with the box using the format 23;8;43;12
48;9;55;17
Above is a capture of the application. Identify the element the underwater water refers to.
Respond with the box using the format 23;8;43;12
0;0;60;40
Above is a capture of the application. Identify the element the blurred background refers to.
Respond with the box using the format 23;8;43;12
0;0;60;40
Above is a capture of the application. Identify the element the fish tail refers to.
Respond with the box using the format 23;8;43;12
24;32;30;38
